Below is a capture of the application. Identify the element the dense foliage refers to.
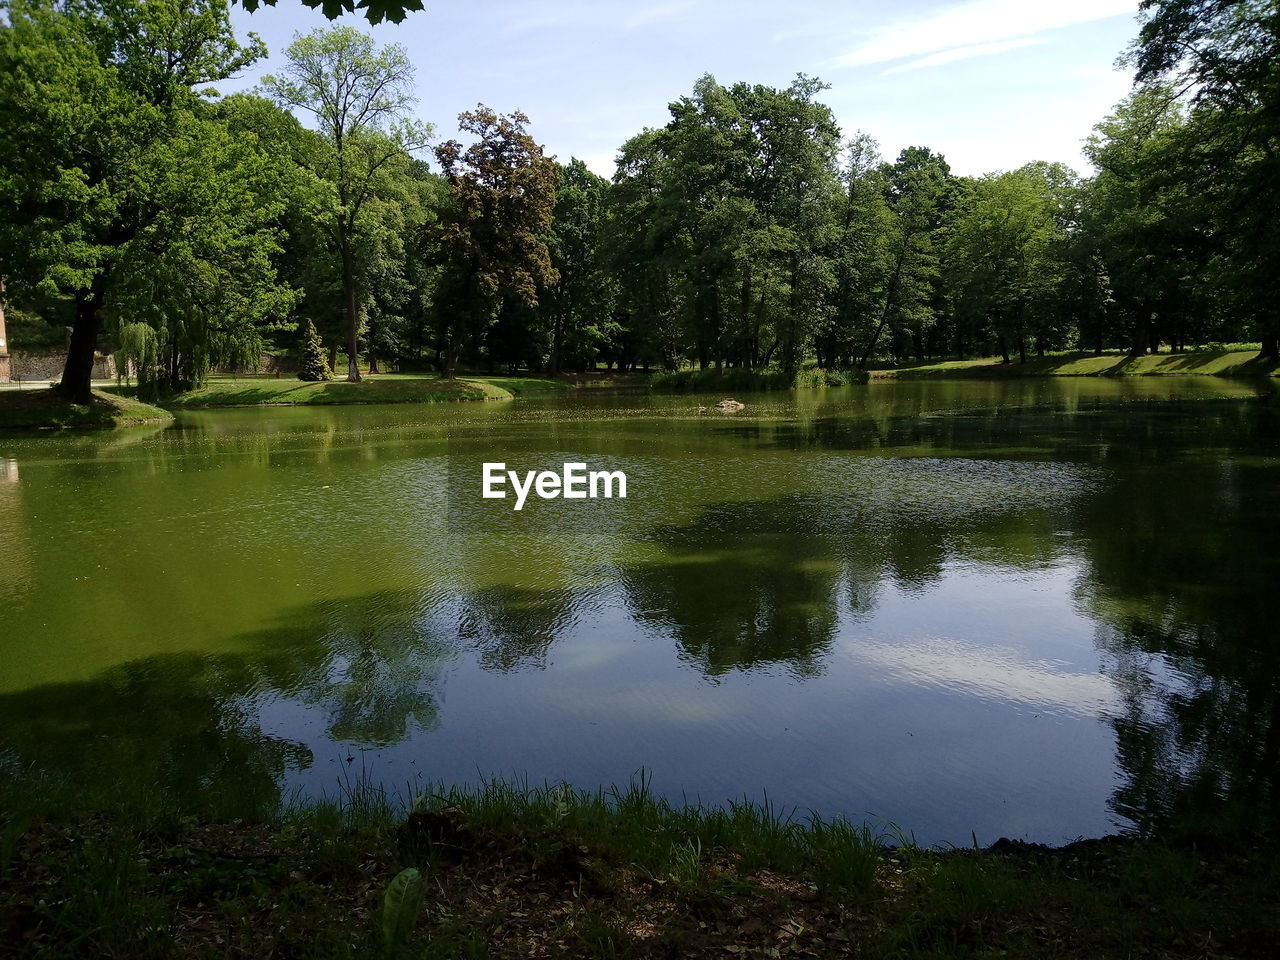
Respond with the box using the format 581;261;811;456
1;0;1276;397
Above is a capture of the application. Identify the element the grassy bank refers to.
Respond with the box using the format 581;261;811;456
874;348;1280;380
0;387;173;430
159;374;571;408
2;775;1275;959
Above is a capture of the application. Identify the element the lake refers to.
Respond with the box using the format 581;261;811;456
2;377;1278;846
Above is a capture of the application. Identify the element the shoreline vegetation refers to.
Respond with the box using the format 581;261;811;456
0;388;172;430
2;774;1275;959
872;347;1280;381
160;374;570;408
5;345;1278;429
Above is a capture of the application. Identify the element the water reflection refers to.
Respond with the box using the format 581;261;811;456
624;497;842;677
0;381;1277;841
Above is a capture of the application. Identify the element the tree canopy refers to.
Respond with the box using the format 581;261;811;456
3;0;1278;394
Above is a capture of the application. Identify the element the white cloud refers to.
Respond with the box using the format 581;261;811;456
835;0;1136;70
579;150;620;179
882;36;1046;74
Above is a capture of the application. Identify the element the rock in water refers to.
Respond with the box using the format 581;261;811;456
715;398;745;412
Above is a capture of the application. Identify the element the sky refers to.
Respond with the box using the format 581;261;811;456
225;0;1142;178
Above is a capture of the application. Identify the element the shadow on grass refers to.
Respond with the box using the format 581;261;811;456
165;377;493;407
885;349;1280;380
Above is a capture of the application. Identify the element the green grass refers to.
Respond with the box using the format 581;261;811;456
463;375;572;396
874;347;1280;380
3;771;1277;958
161;373;511;407
0;387;173;430
160;373;578;407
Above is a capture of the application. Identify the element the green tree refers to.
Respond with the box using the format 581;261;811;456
610;74;842;374
1127;0;1280;359
945;166;1070;363
238;0;422;26
857;147;950;366
1083;88;1209;355
262;27;431;382
0;0;271;402
298;317;331;381
432;107;558;379
540;159;618;374
823;133;895;367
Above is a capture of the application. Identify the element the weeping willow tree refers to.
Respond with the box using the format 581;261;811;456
114;322;162;398
101;109;297;394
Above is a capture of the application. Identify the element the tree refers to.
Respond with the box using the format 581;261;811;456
540;159;618;374
1126;0;1280;359
857;147;950;366
945;167;1068;363
1083;88;1210;356
609;74;843;374
0;0;269;402
823;133;895;367
238;0;422;26
432;107;558;379
262;27;431;382
106;109;298;392
298;318;331;380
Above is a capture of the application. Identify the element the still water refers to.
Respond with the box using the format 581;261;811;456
2;378;1278;845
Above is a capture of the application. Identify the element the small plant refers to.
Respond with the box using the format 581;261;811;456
381;866;426;957
807;816;882;896
667;837;705;892
298;319;332;382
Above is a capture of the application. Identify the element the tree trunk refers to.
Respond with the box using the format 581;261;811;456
443;338;462;380
368;352;380;374
1259;335;1278;362
783;254;801;374
1130;306;1151;357
340;234;361;383
858;236;909;369
0;278;10;382
59;281;105;404
551;311;563;376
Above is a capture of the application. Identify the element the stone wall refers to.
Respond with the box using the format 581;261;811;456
8;350;116;383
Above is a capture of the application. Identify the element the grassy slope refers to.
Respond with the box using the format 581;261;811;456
163;374;500;407
162;374;572;408
2;776;1276;959
874;348;1280;380
0;388;173;430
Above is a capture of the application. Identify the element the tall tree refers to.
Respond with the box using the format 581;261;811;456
857;147;950;366
1127;0;1280;359
823;133;895;367
263;27;430;381
539;159;617;375
1083;88;1210;356
432;107;558;379
0;0;267;402
946;166;1068;363
610;74;842;374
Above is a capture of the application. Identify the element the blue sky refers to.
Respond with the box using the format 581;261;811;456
226;0;1141;178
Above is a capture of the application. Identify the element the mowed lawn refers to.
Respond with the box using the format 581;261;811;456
874;348;1280;380
0;387;172;429
162;373;568;407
